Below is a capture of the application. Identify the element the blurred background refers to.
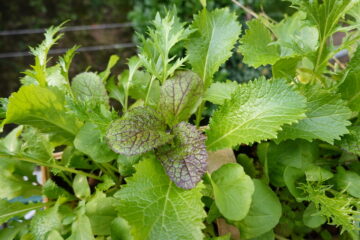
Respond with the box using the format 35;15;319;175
0;0;291;99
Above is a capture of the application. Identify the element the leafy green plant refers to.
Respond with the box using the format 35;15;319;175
1;0;360;239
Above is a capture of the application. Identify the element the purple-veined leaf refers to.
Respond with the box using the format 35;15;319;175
157;122;207;189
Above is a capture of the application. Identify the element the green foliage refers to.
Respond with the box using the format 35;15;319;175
186;8;241;87
1;2;360;239
114;156;206;240
206;77;306;150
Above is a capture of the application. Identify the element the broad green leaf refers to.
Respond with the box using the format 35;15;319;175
249;231;275;240
156;122;207;189
106;107;172;155
0;169;41;199
338;46;360;112
304;166;334;182
0;200;46;224
258;140;318;187
74;122;117;163
303;203;326;228
111;217;133;240
272;11;318;57
206;78;306;151
117;154;140;177
3;85;82;145
204;81;238;105
0;221;27;240
47;230;64;240
68;211;95;240
158;71;203;126
71;72;109;105
86;192;117;235
114;156;206;240
235;179;282;239
272;57;301;81
283;166;307;200
186;8;241;87
30;205;61;240
238;19;279;68
211;163;255;221
337;126;360;155
20;127;54;161
276;86;352;144
73;174;90;199
334;166;360;198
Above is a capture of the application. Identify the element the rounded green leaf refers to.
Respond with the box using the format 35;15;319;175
235;179;282;239
303;203;326;228
211;163;254;221
111;217;133;240
73;174;90;199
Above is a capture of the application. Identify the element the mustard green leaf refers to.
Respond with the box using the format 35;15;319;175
156;122;207;189
276;86;352;144
30;205;61;240
114;156;206;240
337;126;360;156
4;85;82;145
111;217;133;240
235;179;282;239
74;122;117;163
106;107;172;155
186;8;241;87
204;81;238;105
238;19;280;68
206;78;306;151
211;163;255;221
67;211;95;240
158;71;203;126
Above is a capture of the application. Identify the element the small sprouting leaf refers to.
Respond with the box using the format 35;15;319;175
71;72;109;105
74;122;117;163
114;155;206;240
158;71;203;126
276;86;352;144
73;174;90;199
206;77;306;151
187;8;241;87
156;122;207;189
204;81;238;105
210;163;255;221
238;19;280;68
106;107;172;155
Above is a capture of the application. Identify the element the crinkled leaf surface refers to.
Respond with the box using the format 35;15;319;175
157;122;207;189
238;19;280;68
204;81;238;105
235;179;282;239
158;71;203;126
206;78;306;151
186;8;241;87
276;86;352;144
114;156;206;240
30;205;61;240
106;107;172;155
211;163;255;221
0;200;46;224
337;126;360;156
74;122;117;163
339;46;360;112
71;72;109;104
3;85;82;145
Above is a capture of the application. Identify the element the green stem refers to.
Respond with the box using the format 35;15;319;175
0;154;102;180
59;172;73;186
144;75;156;106
195;101;205;127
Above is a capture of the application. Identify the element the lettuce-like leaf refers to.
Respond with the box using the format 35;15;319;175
156;122;207;189
106;107;172;155
276;86;352;144
186;8;241;87
3;85;82;145
206;77;306;151
114;156;206;240
0;200;46;225
204;81;238;105
158;71;203;126
238;19;280;68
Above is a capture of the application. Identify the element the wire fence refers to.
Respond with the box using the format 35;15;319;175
0;23;135;59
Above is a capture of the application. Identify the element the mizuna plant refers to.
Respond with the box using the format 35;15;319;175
1;0;360;239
